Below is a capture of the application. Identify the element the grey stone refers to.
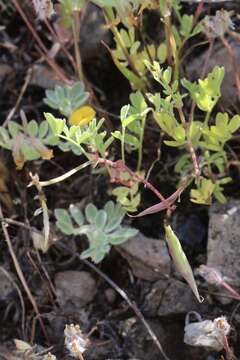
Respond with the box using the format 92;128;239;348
157;279;198;316
118;232;171;281
55;271;97;307
207;200;240;286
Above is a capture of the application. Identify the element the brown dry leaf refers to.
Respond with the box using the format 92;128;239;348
31;223;57;253
31;138;54;160
12;133;25;170
14;339;32;352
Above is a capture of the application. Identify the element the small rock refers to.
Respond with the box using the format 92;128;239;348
207;200;240;286
30;64;63;89
104;288;116;304
157;279;199;316
118;232;171;281
142;279;169;316
54;271;97;307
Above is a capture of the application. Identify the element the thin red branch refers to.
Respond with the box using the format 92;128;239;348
91;155;191;215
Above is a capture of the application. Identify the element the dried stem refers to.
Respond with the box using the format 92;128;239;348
44;19;77;71
59;244;170;360
222;281;240;301
38;161;91;187
72;11;83;80
10;0;71;85
0;204;49;342
4;67;33;127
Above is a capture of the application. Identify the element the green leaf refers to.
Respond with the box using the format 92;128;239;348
190;178;215;205
120;104;130;122
8;121;22;137
95;210;107;230
54;200;137;263
85;203;98;223
69;204;84;226
44;113;65;136
180;14;193;37
109;227;138;245
124;134;139;149
0;127;11;148
122;114;139;128
228;115;240;133
175;154;191;173
173;125;185;142
154;112;177;137
213;185;227;204
162;67;172;85
165;225;202;302
20;142;40;161
164;140;185;147
55;208;74;235
44;82;89;117
157;43;167;64
39;121;49;138
26;120;38;137
182;66;225;112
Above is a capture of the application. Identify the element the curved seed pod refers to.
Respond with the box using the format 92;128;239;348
165;225;203;303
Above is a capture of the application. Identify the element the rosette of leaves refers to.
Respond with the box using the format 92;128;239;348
0;120;57;169
55;201;138;263
44;81;89;117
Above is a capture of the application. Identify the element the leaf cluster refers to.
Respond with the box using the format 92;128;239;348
55;201;138;262
0;120;56;169
44;82;89;118
45;113;113;157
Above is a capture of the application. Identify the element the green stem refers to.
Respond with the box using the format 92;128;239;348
204;111;211;127
121;126;126;165
59;135;90;160
137;117;146;172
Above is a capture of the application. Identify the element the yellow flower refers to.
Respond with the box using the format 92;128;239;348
69;106;96;126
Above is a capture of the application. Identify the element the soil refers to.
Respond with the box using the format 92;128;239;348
0;2;240;360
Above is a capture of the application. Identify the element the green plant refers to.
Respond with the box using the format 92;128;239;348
112;91;150;170
45;112;113;157
144;62;240;204
44;81;89;117
90;0;203;90
112;180;141;213
0;118;57;169
55;201;138;262
4;1;240;326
